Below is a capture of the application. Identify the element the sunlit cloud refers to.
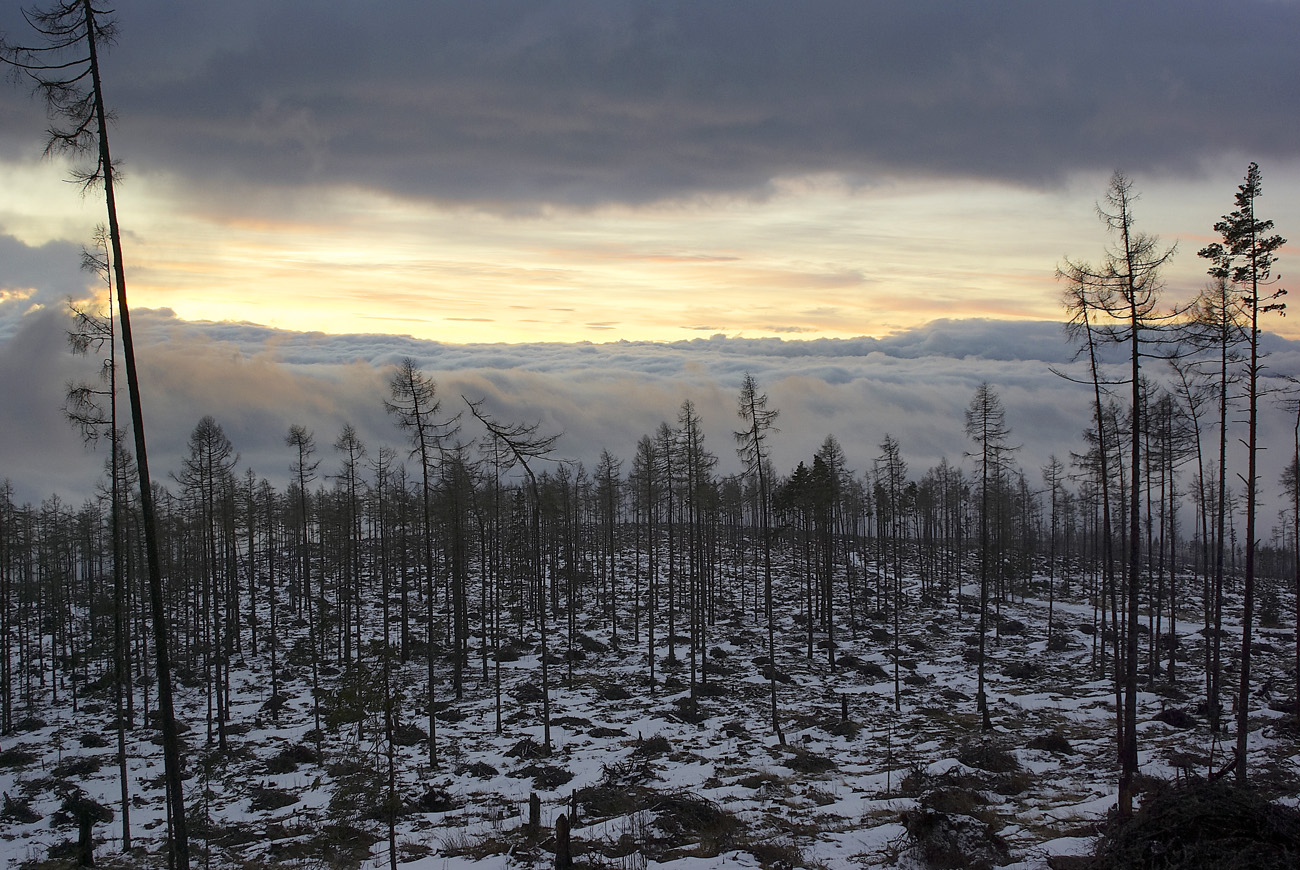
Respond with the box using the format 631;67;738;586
4;152;1299;346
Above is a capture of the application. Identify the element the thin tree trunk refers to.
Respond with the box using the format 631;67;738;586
83;0;188;859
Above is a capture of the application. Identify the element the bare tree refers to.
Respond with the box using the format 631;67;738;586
63;227;132;849
333;424;366;672
677;401;716;693
1167;355;1217;706
735;373;784;745
1199;162;1288;783
965;384;1016;732
1059;172;1175;817
875;435;908;712
595;449;623;647
1042;455;1066;648
475;433;514;732
816;435;853;650
285;424;322;739
1182;274;1247;734
632;435;660;688
1281;391;1300;727
2;4;189;859
177;416;238;751
464;397;560;752
367;444;401;870
385;359;454;766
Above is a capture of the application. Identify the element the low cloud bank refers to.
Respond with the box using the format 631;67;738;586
4;309;1299;531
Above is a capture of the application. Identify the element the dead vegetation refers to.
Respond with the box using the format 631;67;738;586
2;552;1298;869
1087;779;1300;869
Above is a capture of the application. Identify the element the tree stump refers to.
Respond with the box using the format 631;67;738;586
528;792;541;833
555;812;572;870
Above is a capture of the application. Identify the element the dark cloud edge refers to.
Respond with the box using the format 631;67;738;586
5;1;1299;208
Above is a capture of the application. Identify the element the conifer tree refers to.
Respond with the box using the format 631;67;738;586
1198;163;1287;783
965;384;1015;731
386;359;453;765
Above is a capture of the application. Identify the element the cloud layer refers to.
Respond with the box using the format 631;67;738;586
3;2;1299;523
6;307;1300;533
3;1;1297;208
3;4;1297;349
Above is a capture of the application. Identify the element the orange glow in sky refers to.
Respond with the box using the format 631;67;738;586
4;156;1299;345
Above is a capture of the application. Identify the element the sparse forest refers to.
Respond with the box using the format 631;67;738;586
1;4;1298;870
3;298;1300;866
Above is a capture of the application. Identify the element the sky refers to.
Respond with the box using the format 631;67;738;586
1;1;1299;514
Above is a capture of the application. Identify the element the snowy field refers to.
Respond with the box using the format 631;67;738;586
1;555;1296;869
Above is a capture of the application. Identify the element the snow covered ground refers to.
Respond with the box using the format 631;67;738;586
1;559;1296;869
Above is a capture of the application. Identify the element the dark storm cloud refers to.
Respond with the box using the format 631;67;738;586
4;1;1295;207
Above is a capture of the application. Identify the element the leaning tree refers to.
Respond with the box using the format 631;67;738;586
1;3;188;859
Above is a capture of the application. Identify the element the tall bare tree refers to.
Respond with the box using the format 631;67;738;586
632;435;660;688
333;424;366;672
875;435;908;712
2;4;189;859
286;424;322;739
1281;393;1300;727
677;400;716;692
386;359;453;766
1042;455;1066;647
177;416;238;752
63;228;133;850
1199;162;1288;783
465;397;560;752
1167;355;1217;709
1059;172;1174;817
965;384;1015;732
1183;274;1247;733
735;373;784;745
595;449;623;647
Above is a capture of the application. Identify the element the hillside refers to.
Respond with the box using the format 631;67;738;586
1;543;1297;870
